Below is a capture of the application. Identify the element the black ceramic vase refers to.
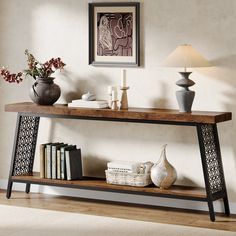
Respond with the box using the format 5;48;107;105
29;77;61;105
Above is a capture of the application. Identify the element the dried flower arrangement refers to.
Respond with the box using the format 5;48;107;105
0;50;66;83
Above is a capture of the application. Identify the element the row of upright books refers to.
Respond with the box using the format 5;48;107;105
40;142;83;180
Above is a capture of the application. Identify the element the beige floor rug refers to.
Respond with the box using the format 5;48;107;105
0;204;235;236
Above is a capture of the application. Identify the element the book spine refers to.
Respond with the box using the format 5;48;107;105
46;144;52;179
51;146;57;179
77;149;82;179
65;151;71;181
68;104;108;108
61;147;65;180
44;148;47;178
107;167;133;173
40;144;45;178
57;149;61;179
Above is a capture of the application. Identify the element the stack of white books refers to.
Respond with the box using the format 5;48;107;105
107;161;153;174
68;99;109;108
107;161;140;173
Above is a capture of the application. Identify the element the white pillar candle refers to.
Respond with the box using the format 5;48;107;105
107;86;114;94
121;69;126;87
112;89;118;101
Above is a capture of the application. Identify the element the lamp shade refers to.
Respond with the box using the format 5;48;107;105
162;44;211;69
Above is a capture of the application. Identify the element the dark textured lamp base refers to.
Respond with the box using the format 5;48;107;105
176;72;195;113
176;90;195;113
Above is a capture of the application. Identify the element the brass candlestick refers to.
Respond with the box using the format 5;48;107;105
120;86;129;110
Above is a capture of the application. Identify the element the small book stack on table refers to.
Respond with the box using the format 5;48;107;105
68;99;109;108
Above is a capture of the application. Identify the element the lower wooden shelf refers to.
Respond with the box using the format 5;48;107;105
11;172;207;201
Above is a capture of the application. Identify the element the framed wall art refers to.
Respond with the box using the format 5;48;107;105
89;2;140;67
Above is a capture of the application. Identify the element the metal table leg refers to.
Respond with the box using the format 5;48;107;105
197;124;230;221
6;114;40;198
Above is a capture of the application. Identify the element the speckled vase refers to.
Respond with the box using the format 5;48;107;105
150;144;177;189
29;77;61;105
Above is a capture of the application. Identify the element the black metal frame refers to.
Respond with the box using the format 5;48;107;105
6;114;40;199
88;2;140;67
6;112;230;222
196;124;230;221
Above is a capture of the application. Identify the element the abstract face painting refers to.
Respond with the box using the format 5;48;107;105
89;3;140;67
97;13;133;57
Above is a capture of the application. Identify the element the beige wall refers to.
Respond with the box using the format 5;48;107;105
0;0;236;212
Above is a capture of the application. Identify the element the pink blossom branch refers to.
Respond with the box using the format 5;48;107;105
0;50;66;83
0;68;23;83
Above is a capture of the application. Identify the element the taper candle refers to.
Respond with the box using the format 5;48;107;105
121;69;126;87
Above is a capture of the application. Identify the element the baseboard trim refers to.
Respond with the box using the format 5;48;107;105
1;178;235;214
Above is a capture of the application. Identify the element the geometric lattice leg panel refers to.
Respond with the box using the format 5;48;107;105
198;124;225;195
13;115;40;176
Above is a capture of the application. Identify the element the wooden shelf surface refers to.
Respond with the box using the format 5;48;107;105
5;102;232;124
11;173;207;200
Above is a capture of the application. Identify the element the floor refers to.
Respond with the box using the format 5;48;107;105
0;190;236;232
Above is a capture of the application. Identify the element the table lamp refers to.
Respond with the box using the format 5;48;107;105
162;44;211;112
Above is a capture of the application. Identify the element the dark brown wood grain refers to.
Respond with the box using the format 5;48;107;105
11;173;207;199
5;102;232;124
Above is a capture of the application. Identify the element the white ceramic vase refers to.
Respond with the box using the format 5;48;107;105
150;144;177;189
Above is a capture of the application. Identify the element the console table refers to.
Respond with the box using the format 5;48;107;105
5;102;232;222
